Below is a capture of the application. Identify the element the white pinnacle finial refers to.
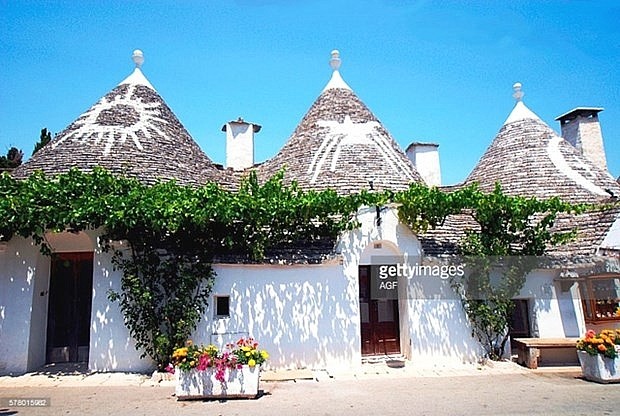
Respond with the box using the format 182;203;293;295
329;50;341;71
504;81;542;124
513;82;524;102
132;49;144;68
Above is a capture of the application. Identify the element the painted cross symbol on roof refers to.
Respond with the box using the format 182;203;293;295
307;115;415;183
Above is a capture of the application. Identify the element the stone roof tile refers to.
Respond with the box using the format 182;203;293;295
257;51;424;194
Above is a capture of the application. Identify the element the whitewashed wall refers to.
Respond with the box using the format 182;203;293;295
353;207;482;364
3;208;608;375
0;237;47;374
193;262;359;371
89;239;154;373
516;269;585;339
404;283;483;364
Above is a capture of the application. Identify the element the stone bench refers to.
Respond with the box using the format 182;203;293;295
513;337;579;369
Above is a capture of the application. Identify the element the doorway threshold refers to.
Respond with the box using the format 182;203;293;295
362;354;406;366
35;362;90;376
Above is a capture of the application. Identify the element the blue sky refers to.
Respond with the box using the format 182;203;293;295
1;0;618;185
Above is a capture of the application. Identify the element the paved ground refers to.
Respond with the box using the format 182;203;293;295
0;362;618;415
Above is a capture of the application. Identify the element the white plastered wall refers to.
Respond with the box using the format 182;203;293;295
353;207;482;364
194;262;358;371
7;209;595;374
0;237;49;374
89;237;154;372
515;269;585;339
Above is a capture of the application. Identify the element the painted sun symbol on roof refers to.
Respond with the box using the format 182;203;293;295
52;84;168;155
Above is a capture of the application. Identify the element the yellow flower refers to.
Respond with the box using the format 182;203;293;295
173;347;188;358
260;350;269;360
248;359;256;367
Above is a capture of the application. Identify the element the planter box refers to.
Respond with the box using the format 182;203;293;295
577;350;620;383
175;365;260;400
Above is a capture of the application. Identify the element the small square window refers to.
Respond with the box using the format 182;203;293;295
214;295;230;318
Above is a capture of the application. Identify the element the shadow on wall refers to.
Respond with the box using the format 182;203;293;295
406;276;484;364
0;237;41;374
517;271;580;338
89;248;155;373
198;264;360;371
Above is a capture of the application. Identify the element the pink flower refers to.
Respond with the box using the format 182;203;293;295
197;354;211;371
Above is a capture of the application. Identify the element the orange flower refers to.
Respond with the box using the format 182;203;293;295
598;344;607;352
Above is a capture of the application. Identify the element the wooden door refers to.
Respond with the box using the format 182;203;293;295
359;265;400;356
509;299;531;349
46;252;93;363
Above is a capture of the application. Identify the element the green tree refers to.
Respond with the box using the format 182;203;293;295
32;128;52;155
0;147;23;169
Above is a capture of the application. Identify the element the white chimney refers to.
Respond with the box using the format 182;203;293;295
221;117;261;171
405;142;441;187
556;107;607;171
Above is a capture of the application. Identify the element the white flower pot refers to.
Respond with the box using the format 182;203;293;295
577;350;620;383
175;365;260;400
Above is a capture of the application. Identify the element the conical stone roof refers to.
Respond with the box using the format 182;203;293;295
465;83;620;204
13;50;223;187
258;50;423;194
450;83;620;262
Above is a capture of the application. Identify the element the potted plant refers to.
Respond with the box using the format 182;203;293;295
576;329;620;383
169;337;269;400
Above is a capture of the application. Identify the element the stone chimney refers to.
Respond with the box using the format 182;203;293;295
221;117;261;170
405;142;441;187
556;107;607;171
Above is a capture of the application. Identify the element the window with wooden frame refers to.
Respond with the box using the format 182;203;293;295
579;275;620;323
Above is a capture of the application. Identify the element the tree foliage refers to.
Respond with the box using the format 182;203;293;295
0;147;23;170
32;128;52;155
